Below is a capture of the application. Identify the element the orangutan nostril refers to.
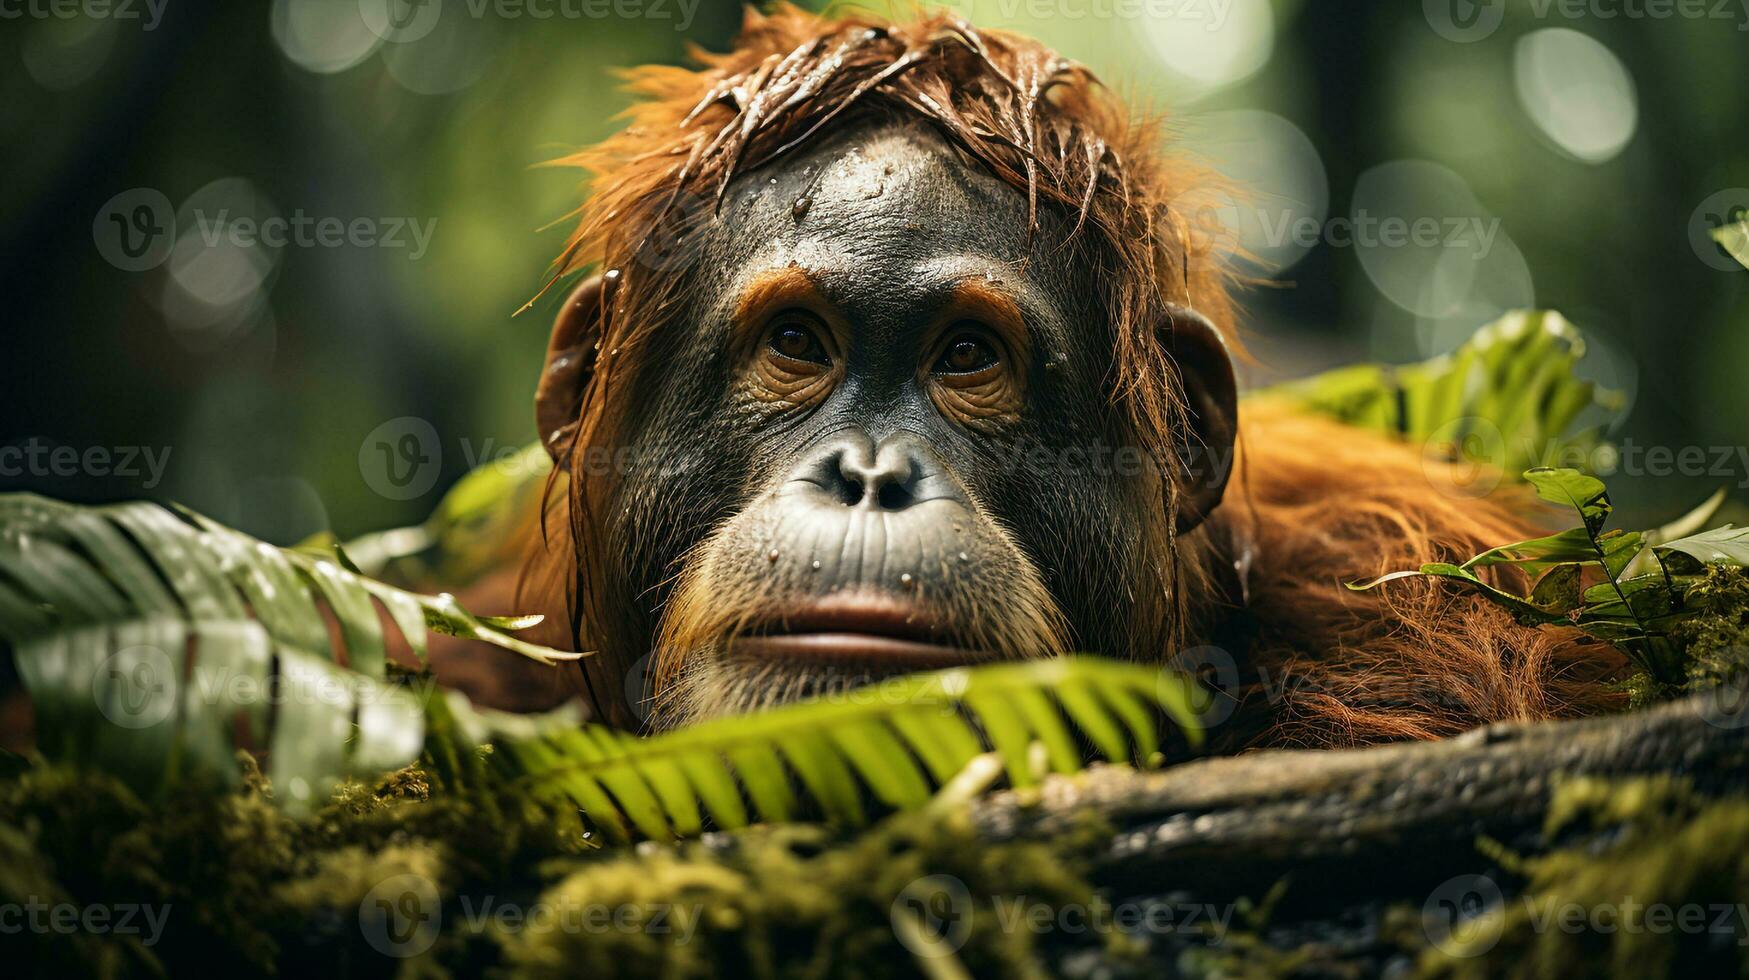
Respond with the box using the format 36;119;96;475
876;480;913;511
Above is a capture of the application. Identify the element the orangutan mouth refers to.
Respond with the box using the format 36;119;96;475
729;593;981;669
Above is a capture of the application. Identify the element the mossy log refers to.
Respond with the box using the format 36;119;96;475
971;692;1749;906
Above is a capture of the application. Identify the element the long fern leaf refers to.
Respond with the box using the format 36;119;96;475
451;658;1202;843
0;494;577;813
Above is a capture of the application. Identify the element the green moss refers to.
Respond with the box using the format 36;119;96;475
496;810;1124;980
1615;565;1749;707
1671;565;1749;692
1419;776;1749;979
4;758;1745;980
0;752;1125;978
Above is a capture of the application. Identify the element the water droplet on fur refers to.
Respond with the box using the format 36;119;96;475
900;573;915;588
767;549;780;563
811;560;822;571
958;552;969;562
792;195;811;220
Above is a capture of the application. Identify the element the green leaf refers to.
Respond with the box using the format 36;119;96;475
460;657;1199;843
1524;468;1611;535
1655;526;1749;567
339;442;553;589
1528;564;1584;613
1350;463;1744;689
1715;219;1749;271
1460;527;1604;575
0;494;576;814
1251;310;1620;478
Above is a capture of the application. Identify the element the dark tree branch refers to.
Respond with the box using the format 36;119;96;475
972;694;1749;904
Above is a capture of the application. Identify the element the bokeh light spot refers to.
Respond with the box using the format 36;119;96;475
1513;28;1638;164
1145;0;1274;90
1351;160;1504;320
1179;109;1328;276
271;0;384;75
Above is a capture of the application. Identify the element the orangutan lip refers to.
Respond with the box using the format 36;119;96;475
730;633;977;668
735;595;977;666
749;597;943;641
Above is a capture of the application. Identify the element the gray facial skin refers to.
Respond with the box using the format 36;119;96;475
600;119;1164;723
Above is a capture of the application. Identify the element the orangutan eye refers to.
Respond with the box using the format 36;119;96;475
766;313;831;367
933;328;1001;375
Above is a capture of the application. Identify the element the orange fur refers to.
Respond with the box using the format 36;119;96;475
502;4;1626;746
1215;403;1626;747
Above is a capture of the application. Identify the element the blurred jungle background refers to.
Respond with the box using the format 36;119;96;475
1;0;1745;544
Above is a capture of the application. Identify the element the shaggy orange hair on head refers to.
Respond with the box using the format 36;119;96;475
512;3;1627;742
531;3;1238;687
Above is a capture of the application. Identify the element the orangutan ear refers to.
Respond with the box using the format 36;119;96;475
535;273;605;463
1161;304;1237;532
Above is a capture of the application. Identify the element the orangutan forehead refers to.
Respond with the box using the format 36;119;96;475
702;121;1090;279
